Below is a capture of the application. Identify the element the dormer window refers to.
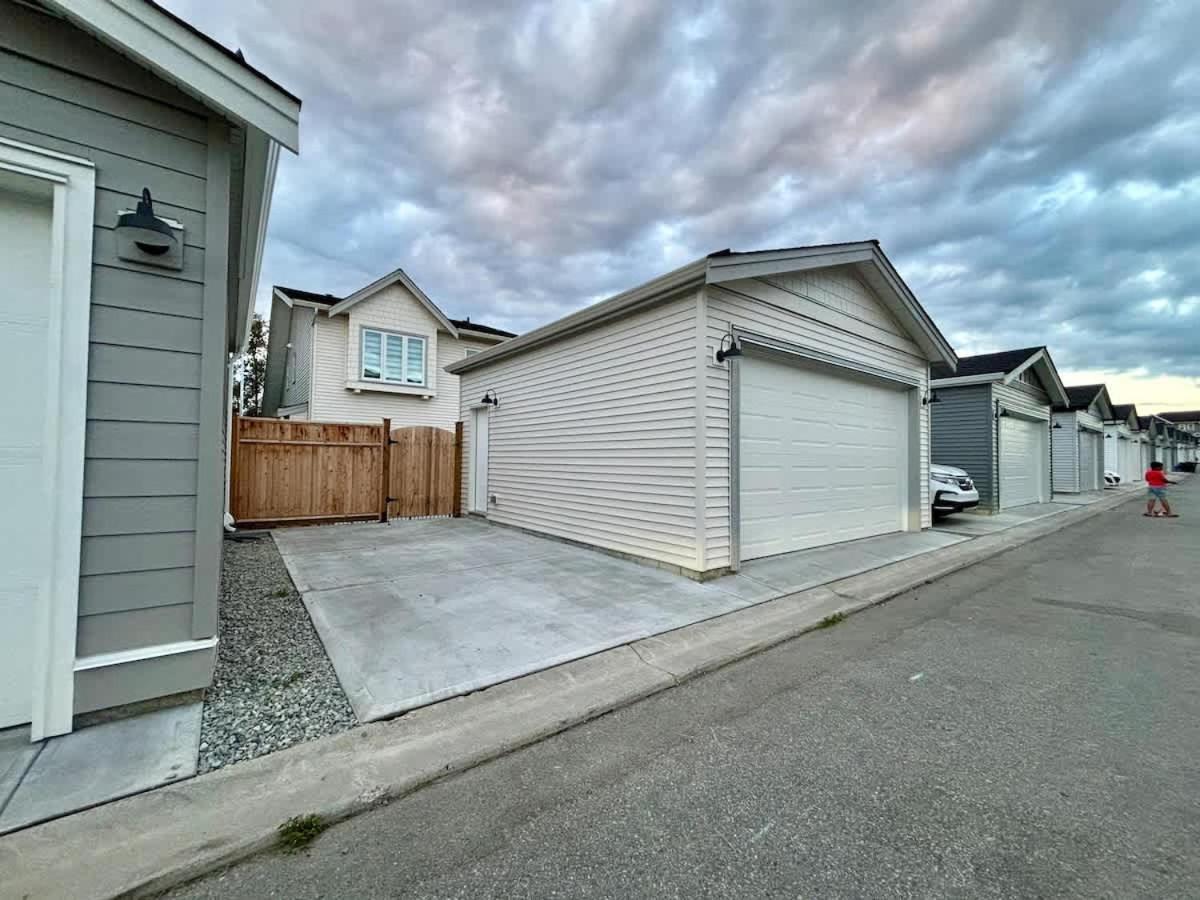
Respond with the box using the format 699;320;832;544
362;328;426;386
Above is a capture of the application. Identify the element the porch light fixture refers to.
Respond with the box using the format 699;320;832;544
922;390;941;406
715;334;743;364
480;390;500;407
115;188;176;255
1052;421;1062;429
996;407;1009;418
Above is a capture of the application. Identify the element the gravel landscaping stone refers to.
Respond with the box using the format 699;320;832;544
198;533;357;774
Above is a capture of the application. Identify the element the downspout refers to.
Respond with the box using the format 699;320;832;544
993;397;1001;511
223;354;236;531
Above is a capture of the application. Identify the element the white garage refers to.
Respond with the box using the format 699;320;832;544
449;241;956;580
999;415;1048;508
1052;385;1114;494
739;355;910;560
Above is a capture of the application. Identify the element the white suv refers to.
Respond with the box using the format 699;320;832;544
931;463;980;517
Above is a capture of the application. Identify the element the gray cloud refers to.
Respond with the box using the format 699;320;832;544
167;0;1200;388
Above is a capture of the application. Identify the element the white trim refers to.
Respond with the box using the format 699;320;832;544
328;267;459;336
44;0;300;151
234;133;280;352
359;326;428;387
931;372;1006;387
737;329;923;388
73;637;218;672
1;137;95;741
273;287;326;311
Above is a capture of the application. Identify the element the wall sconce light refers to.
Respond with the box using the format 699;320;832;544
996;407;1009;418
480;390;500;407
922;390;941;406
1052;420;1062;429
1105;433;1113;439
116;188;176;256
715;334;743;364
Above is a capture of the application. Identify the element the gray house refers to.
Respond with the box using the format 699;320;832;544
0;0;299;740
930;347;1069;512
1051;384;1114;493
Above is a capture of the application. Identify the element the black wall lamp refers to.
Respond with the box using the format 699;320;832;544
480;390;500;408
1052;420;1062;429
996;407;1009;418
922;390;941;406
116;188;176;256
715;334;743;364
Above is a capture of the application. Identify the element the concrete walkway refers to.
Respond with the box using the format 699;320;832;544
273;521;963;722
0;704;200;835
934;487;1139;537
0;484;1143;900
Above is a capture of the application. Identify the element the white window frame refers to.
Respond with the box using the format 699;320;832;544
0;137;95;740
360;327;427;386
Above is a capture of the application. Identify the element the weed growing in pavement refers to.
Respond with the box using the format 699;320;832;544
817;612;847;629
278;814;327;852
272;588;290;598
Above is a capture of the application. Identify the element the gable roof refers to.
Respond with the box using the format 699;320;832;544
1059;383;1113;418
930;346;1069;407
273;278;514;339
45;0;301;151
446;240;956;376
1158;410;1200;423
930;347;1042;381
1108;403;1140;430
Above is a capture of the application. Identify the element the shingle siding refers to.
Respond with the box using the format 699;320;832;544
2;1;231;709
931;384;995;508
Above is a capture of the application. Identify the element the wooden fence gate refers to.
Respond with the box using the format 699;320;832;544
230;415;461;527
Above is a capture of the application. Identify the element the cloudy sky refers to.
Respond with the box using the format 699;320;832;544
169;0;1200;410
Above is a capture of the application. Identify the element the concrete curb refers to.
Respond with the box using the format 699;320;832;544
0;489;1140;900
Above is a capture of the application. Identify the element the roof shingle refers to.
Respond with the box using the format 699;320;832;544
931;346;1044;381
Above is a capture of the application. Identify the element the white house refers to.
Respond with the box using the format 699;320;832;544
1104;403;1143;483
0;0;298;739
262;267;514;428
444;242;958;580
1052;384;1113;493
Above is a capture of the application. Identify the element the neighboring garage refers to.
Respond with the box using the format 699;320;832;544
1052;384;1113;493
1106;404;1144;483
446;242;957;579
930;347;1069;512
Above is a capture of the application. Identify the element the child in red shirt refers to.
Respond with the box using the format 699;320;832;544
1144;461;1176;517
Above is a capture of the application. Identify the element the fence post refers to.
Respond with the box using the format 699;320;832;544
452;421;464;517
379;417;391;523
229;408;242;522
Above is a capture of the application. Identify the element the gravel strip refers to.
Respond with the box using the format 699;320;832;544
198;532;357;774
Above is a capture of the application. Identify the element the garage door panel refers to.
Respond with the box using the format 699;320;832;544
740;355;909;561
999;417;1047;508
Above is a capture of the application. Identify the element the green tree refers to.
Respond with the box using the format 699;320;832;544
238;313;269;416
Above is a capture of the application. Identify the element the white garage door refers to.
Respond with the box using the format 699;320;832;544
740;355;909;561
999;416;1046;509
1079;430;1101;491
0;185;53;728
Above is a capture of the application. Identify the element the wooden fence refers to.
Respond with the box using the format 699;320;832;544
230;415;461;527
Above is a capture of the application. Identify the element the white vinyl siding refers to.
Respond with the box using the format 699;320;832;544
307;280;502;428
705;267;931;569
458;294;701;572
1051;411;1080;493
360;328;426;386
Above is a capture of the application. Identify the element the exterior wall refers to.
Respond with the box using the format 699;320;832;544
280;305;314;408
704;267;934;569
1;1;229;712
309;285;497;428
930;384;994;507
993;380;1050;509
458;293;703;573
1051;411;1080;493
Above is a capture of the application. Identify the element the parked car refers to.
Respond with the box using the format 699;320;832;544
931;463;980;517
1176;461;1197;473
1104;470;1122;487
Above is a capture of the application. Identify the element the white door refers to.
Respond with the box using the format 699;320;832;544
1079;431;1100;491
470;407;489;513
999;416;1046;509
739;355;909;561
0;184;54;728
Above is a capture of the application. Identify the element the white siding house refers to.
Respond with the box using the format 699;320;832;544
1051;385;1113;493
263;268;514;428
1105;403;1142;483
447;242;956;580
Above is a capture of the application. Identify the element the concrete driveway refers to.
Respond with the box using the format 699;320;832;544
273;519;963;722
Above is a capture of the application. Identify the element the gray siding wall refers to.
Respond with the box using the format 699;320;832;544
930;385;995;509
2;2;230;710
281;305;314;408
